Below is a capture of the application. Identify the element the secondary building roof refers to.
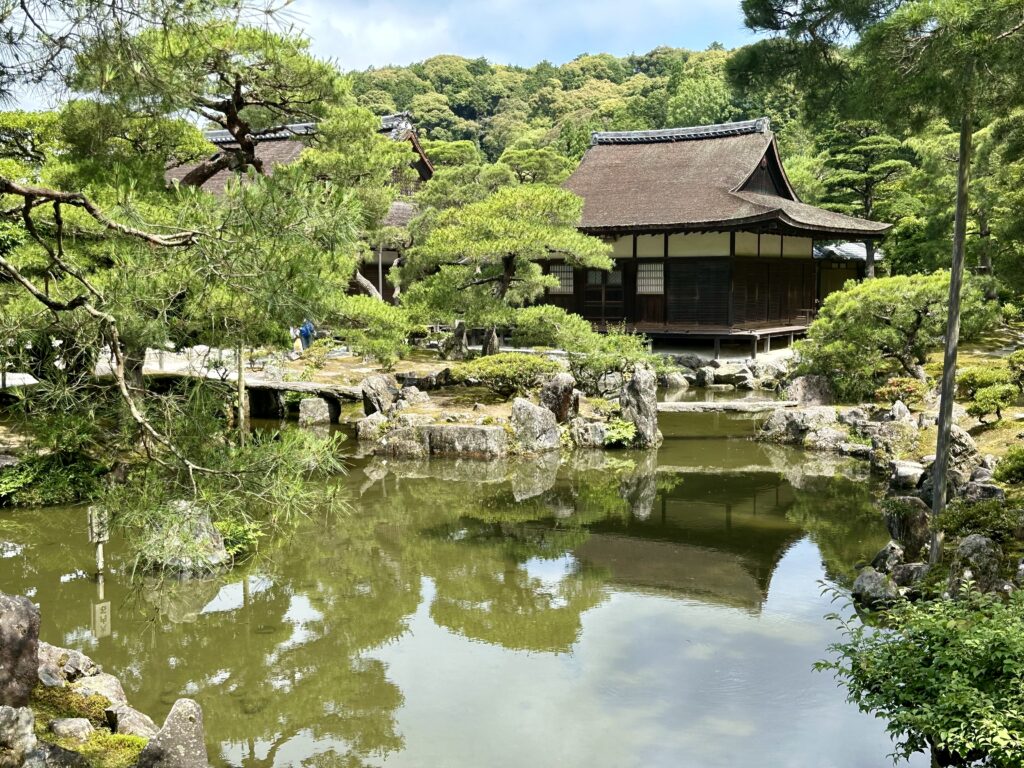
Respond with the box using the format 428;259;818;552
564;118;890;240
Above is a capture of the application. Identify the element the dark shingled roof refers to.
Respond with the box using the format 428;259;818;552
564;118;890;239
164;139;304;194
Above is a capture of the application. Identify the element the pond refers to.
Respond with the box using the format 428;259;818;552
0;435;930;768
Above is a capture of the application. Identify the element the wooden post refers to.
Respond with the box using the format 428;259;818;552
930;109;974;566
714;337;721;360
235;343;247;446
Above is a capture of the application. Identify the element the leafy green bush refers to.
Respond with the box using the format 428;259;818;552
0;455;103;507
994;445;1024;484
1002;302;1021;325
796;272;998;402
940;499;1021;542
214;518;266;558
1007;350;1024;391
512;305;659;394
820;589;1024;766
301;338;334;370
874;376;928;405
966;383;1017;423
957;365;1011;398
602;419;637;448
453;352;561;398
331;295;412;369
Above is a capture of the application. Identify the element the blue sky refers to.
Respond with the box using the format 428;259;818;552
289;0;759;71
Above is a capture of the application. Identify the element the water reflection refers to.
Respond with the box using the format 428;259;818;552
0;439;917;768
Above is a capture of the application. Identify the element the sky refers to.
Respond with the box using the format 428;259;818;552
286;0;760;71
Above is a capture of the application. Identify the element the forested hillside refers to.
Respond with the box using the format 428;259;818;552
349;46;1024;292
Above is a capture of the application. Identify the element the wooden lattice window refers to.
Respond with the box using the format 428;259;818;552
637;262;664;295
549;264;574;294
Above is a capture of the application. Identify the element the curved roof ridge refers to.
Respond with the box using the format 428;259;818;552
591;117;770;146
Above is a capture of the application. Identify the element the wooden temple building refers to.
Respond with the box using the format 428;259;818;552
548;118;890;354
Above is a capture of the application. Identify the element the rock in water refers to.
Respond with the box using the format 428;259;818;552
361;374;399;416
661;371;689;391
0;706;36;767
136;699;208;768
297;397;337;426
511;398;560;453
889;460;925;492
851;567;899;608
0;593;39;707
620;366;662;448
568;418;607;449
355;412;388;442
539;373;578;423
138;502;229;579
884;496;931;560
949;534;1003;595
870;541;905;574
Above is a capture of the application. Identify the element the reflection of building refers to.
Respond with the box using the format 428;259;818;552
577;472;804;612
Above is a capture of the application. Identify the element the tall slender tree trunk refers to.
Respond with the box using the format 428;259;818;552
235;342;247;447
929;108;974;566
864;239;876;279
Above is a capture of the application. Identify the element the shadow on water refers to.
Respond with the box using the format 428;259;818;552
0;437;920;768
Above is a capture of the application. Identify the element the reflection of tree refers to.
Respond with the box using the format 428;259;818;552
785;477;891;585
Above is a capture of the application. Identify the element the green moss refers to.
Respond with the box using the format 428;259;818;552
31;684;111;728
71;731;147;768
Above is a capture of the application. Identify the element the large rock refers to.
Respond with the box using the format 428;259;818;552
890;460;925;491
870;541;905;574
919;426;982;504
785;375;834;405
695;366;716;387
960;481;1005;504
510;398;560;454
70;673;127;706
398;386;430;405
106;704;158;739
759;406;840;447
355;412;388;442
0;593;39;707
138;502;229;578
891;562;930;588
0;706;36;768
568;418;607;449
361;374;399;416
539;373;579;423
949;534;1003;595
37;643;99;686
136;699;208;768
422;425;508;458
884;496;931;560
712;362;754;387
439;320;469;361
661;371;689;391
619;365;662;448
297;397;338;426
851;567;899;608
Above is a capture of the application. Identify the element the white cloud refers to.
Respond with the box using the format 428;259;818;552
287;0;757;71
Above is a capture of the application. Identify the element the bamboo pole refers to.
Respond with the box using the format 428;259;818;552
929;108;974;566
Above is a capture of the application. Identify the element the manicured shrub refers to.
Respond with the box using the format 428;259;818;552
796;272;998;402
0;454;103;507
453;352;561;398
602;419;637;448
821;589;1024;767
940;499;1022;542
957;365;1011;398
994;445;1024;484
1007;349;1024;391
874;376;928;406
966;383;1017;423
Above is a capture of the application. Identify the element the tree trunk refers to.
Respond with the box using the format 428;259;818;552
235;342;247;447
352;270;383;301
864;239;876;279
930;108;974;566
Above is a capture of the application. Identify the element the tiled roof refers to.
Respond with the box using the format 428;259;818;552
591;118;770;145
564;118;890;238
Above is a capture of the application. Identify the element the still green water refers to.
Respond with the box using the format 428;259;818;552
0;437;928;768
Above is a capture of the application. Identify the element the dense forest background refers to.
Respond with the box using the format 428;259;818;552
346;45;1024;293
